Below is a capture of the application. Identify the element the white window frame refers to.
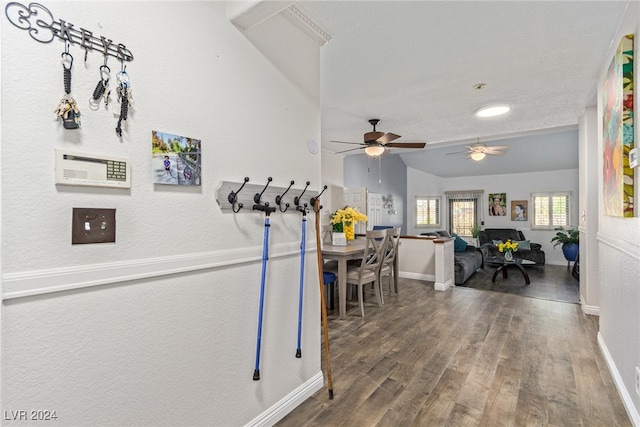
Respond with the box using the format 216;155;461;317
415;196;441;228
531;192;572;230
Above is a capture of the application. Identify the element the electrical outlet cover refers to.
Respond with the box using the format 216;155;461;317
72;208;116;244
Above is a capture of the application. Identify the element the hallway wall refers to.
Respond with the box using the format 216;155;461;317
1;2;322;425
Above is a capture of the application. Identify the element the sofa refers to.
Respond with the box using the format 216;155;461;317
420;230;483;285
478;228;545;265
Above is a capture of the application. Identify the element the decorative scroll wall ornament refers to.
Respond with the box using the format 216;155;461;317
382;194;396;215
4;2;134;62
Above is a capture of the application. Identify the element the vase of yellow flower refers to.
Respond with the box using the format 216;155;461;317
330;206;368;242
498;239;518;262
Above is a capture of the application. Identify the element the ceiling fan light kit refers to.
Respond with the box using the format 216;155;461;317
475;104;511;118
364;145;385;157
470;152;486;161
330;119;426;157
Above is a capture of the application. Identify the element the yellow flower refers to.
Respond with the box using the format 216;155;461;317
498;239;518;252
330;206;368;228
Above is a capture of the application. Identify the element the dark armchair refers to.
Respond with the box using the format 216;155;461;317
478;228;545;265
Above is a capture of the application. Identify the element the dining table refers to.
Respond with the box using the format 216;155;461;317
321;238;398;319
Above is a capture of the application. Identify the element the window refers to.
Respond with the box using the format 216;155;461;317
532;192;571;229
416;196;440;227
446;190;484;238
449;199;477;237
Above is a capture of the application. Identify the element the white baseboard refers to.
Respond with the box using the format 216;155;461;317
581;302;600;316
597;333;640;426
244;371;324;427
398;271;435;282
434;279;453;291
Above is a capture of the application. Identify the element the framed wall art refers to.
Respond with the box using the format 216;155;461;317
152;130;202;186
488;193;506;216
511;200;527;221
602;33;634;217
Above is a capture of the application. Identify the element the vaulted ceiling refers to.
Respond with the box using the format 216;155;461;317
299;0;627;176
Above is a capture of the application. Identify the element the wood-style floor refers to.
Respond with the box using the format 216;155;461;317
277;276;631;427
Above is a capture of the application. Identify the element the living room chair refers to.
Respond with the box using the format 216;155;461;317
345;229;388;317
379;227;401;301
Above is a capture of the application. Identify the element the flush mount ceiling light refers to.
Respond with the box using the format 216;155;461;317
364;145;385;157
470;152;486;161
475;104;511;118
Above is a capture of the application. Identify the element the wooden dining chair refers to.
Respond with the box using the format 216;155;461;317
345;229;389;317
379;227;401;302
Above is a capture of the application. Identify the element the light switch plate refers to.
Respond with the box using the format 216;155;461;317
72;208;116;244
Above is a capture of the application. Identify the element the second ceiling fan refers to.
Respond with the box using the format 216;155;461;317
446;141;510;161
331;119;426;157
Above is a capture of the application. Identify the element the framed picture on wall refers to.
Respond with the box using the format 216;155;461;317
511;200;528;221
488;193;506;216
152;130;202;186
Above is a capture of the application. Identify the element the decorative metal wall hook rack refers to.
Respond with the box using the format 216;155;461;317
216;179;320;213
309;185;327;209
228;177;249;213
276;180;295;213
294;181;310;207
253;177;273;205
5;2;134;62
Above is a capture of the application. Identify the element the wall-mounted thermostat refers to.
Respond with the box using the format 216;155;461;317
55;149;131;188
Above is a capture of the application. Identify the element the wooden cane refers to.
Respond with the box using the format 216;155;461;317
313;197;334;399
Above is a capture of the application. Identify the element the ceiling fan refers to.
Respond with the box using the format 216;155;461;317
331;119;426;157
446;141;510;161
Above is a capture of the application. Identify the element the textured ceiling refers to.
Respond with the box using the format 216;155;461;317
298;0;627;176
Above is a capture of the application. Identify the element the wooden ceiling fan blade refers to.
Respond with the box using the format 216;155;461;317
335;146;366;154
364;131;385;142
446;150;470;155
377;133;402;144
386;142;426;149
487;145;510;150
487;150;507;156
330;140;365;146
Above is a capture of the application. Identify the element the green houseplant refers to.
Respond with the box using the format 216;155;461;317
551;226;579;262
471;223;482;246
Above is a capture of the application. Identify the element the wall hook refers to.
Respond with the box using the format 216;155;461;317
296;202;308;215
228;177;249;213
276;180;295;213
294;181;310;206
309;185;327;209
254;177;273;205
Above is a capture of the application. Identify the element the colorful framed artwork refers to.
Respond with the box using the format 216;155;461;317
152;130;202;186
488;193;506;216
511;200;527;221
602;33;634;217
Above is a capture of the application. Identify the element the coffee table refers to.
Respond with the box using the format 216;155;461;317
486;256;536;285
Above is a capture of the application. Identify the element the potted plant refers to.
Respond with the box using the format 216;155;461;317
551;225;579;262
471;223;482;246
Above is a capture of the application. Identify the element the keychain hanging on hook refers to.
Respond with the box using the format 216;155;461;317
53;42;81;129
115;63;133;137
89;58;111;110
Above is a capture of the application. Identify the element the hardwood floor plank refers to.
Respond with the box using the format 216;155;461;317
276;278;631;427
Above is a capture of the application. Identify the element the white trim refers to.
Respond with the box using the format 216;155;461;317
244;371;324;427
581;303;600;316
281;5;331;46
598;232;640;261
597;333;640;426
434;278;453;291
398;271;436;282
2;242;304;300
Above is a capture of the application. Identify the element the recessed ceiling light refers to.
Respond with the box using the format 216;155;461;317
473;83;487;90
475;104;511;118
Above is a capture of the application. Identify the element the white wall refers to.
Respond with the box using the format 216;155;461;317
405;165;579;266
579;106;600;313
595;2;640;424
406;167;443;236
1;2;323;425
320;150;344;226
